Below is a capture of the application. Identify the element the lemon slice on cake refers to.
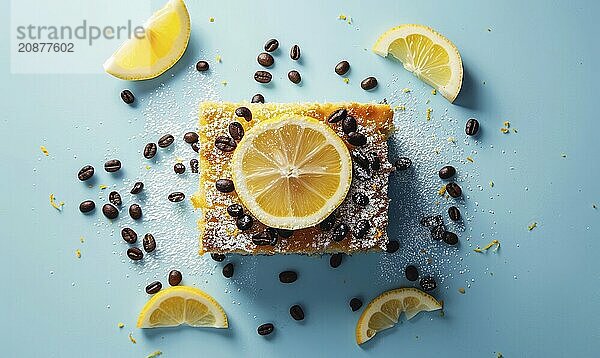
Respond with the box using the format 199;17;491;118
231;116;352;230
103;0;191;80
355;287;442;345
373;24;463;102
137;286;228;328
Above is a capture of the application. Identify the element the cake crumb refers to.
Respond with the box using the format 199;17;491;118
431;89;437;95
474;239;500;253
99;184;108;189
402;88;411;93
342;77;349;84
528;222;537;231
75;249;81;259
128;333;137;344
209;17;215;22
147;351;162;358
466;156;474;163
49;194;64;211
40;146;49;156
118;322;125;328
215;55;222;63
458;287;465;294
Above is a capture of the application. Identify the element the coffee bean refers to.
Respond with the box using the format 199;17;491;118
405;265;419;281
342;116;357;134
130;181;144;194
290;305;305;321
190;159;199;173
264;38;279;52
330;253;343;268
288;70;301;84
443;231;459;245
445;182;462;198
335;60;350;75
144;143;157;159
109;191;122;206
251;93;265;103
145;281;162;294
168;270;182;286
216;179;235;193
290;44;301;60
120;89;135;104
127;247;143;261
327;108;347;123
420;215;444;228
121;227;137;244
257;52;274;67
129;204;142;220
252;231;277;246
102;203;118;219
257;323;274;336
143;233;156;252
236;214;253;230
79;200;95;213
235;107;252;121
196;60;209;71
183;132;199;144
332;223;349;242
360;76;378;90
347;132;367;146
420;276;437;291
229;122;244;141
168;192;185;202
354;220;371;239
349;298;363;311
211;253;226;262
386;239;400;253
319;213;336;231
174;163;185;174
191;141;200;153
77;165;94;181
394;157;412;171
279;270;297;283
222;263;234;278
104;159;121;173
370;153;381;171
276;229;294;238
351;151;370;171
227;204;244;217
438;165;456;180
465;118;480;136
215;135;237;152
158;134;174;148
430;225;445;241
254;70;272;83
352;192;369;206
448;206;461;221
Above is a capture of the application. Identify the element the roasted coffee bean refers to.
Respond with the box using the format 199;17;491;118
196;60;209;71
191;141;200;153
129;204;142;220
394;157;412;171
347;132;367;146
144;143;157;159
430;225;445;241
386;239;400;253
351;151;370;171
127;247;143;261
216;179;235;193
222;263;234;278
405;265;419;281
257;52;274;67
279;270;297;283
264;38;279;52
276;229;294;238
443;231;459;245
120;89;135;104
109;191;122;206
77;165;94;181
190;159;199;173
448;206;461;221
121;227;137;244
130;181;144;194
228;122;244;141
319;213;336;231
420;276;437;291
327;108;347;123
211;253;226;262
465;118;480;136
332;222;349;242
360;76;378;90
290;44;301;60
168;270;182;286
330;253;343;268
420;215;444;228
104;159;121;173
79;200;95;213
257;323;274;336
445;182;462;198
254;70;272;83
215;135;237;152
288;70;301;84
227;204;244;217
183;131;199;144
168;192;185;202
143;233;156;252
251;93;265;103
236;214;253;230
354;220;371;239
352;192;369;207
235;106;252;121
335;60;350;75
290;305;305;321
252;231;277;246
342;116;357;134
158;134;175;148
174;163;185;174
102;203;118;219
438;165;456;180
349;298;363;312
370;153;381;171
145;281;162;294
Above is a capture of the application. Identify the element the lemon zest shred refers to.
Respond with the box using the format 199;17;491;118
147;351;163;358
528;222;537;231
500;127;509;134
447;137;456;143
75;249;81;259
338;14;347;20
99;184;108;189
342;77;349;84
145;165;151;170
209;17;215;22
458;287;465;294
489;181;494;188
118;322;125;328
128;333;137;344
503;121;510;128
474;239;500;253
466;156;474;163
80;236;85;243
431;89;437;95
438;186;447;196
221;80;228;86
402;88;411;93
49;194;64;211
426;108;432;121
40;146;49;156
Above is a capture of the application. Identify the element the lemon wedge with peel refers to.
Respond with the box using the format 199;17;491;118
373;24;463;102
356;287;442;345
137;286;228;329
103;0;191;80
231;116;352;230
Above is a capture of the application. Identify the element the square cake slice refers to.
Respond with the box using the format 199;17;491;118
192;102;394;255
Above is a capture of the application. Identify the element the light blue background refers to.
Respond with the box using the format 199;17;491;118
1;0;599;357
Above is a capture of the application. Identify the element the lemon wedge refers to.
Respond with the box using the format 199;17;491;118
373;24;463;102
137;286;228;329
103;0;191;80
355;287;442;345
231;116;352;230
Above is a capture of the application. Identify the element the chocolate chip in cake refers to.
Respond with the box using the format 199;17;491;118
342;115;357;134
332;222;349;242
236;214;253;230
347;132;367;146
276;229;294;238
352;192;369;207
319;213;336;231
227;204;244;217
215;135;237;152
252;231;277;246
354;220;371;239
